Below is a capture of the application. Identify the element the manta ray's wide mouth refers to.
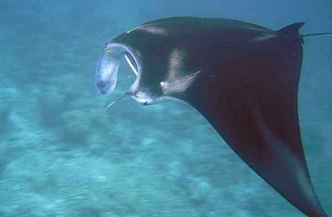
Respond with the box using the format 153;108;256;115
95;43;146;109
95;42;169;107
95;43;140;96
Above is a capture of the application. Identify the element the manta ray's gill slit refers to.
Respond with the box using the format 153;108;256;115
124;52;138;75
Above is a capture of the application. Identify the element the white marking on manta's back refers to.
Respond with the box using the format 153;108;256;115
253;34;276;42
243;26;276;42
161;49;201;95
126;25;168;35
245;26;268;32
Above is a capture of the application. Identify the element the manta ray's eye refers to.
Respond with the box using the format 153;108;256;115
160;81;166;87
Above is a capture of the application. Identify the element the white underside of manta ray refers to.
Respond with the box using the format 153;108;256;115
95;17;332;217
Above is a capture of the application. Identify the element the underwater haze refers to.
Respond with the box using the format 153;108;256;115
0;0;331;216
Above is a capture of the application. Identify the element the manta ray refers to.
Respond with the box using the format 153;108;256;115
94;17;331;216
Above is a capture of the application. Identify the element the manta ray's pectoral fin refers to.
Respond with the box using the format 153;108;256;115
188;83;327;216
183;40;327;217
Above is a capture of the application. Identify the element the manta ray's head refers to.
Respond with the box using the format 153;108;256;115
95;33;199;108
95;40;164;107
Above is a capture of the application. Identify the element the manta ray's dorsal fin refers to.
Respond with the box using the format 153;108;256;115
278;22;332;39
278;22;305;35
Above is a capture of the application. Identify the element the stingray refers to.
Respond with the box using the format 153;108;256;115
95;17;331;216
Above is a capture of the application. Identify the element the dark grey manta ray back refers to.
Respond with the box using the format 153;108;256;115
95;17;330;216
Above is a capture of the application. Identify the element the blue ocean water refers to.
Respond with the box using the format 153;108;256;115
0;0;331;216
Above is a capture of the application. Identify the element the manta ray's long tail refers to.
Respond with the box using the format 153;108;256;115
301;32;332;37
